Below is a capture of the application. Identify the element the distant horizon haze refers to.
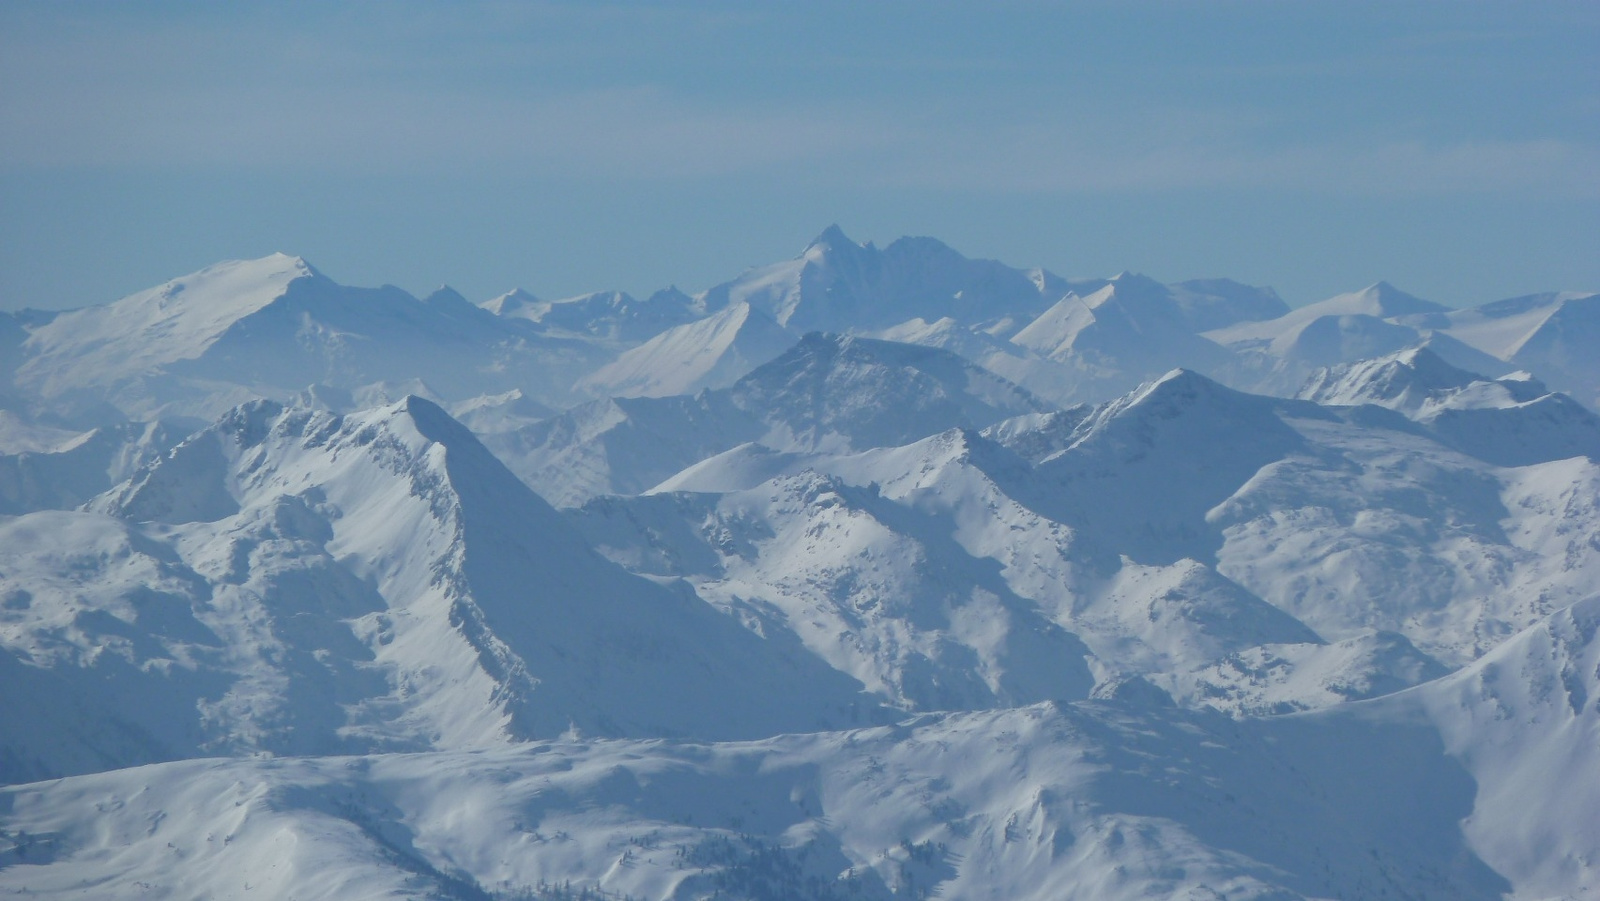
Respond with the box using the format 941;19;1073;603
1;1;1594;311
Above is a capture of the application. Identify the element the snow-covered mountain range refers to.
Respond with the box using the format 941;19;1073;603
0;230;1595;899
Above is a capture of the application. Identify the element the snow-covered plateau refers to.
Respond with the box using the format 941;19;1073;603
0;230;1595;899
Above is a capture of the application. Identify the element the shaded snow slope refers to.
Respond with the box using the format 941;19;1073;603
15;597;1589;899
1428;291;1600;411
0;419;187;514
1394;594;1600;898
1300;346;1600;466
725;333;1050;451
1008;275;1239;403
14;642;1597;901
481;392;765;508
575;470;1097;713
0;397;874;782
490;333;1048;506
975;370;1600;664
1167;277;1291;332
5;240;1598;901
614;368;1600;685
489;286;700;344
581;422;1331;715
1207;281;1450;350
578;301;797;398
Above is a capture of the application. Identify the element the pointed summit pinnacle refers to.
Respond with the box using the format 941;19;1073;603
807;224;858;253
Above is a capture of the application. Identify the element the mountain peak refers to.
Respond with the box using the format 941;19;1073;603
1128;367;1232;405
196;252;321;287
381;394;494;459
726;331;1048;452
1108;270;1163;288
1336;281;1449;317
423;285;472;310
481;288;540;316
807;224;859;253
1298;346;1482;411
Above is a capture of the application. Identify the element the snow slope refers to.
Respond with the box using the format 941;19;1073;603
0;397;874;783
1007;275;1240;403
576;470;1097;713
14;256;608;422
576;366;1600;691
1300;346;1600;466
488;287;701;344
578;301;797;398
9;598;1596;900
0;419;187;515
3;240;1596;900
698;226;1066;335
975;370;1600;666
1207;281;1450;350
489;333;1048;506
1422;290;1600;411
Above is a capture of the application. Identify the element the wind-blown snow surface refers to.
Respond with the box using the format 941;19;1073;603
3;238;1598;899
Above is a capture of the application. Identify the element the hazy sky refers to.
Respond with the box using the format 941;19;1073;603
2;1;1596;310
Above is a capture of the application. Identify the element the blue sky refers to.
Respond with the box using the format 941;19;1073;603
1;1;1595;310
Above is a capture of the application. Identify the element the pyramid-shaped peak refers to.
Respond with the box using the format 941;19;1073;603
807;224;859;251
1109;368;1276;422
1390;345;1479;381
1095;272;1174;304
1138;367;1228;397
801;225;876;263
423;285;470;306
381;394;480;448
1380;345;1483;385
1108;271;1165;287
1363;281;1421;302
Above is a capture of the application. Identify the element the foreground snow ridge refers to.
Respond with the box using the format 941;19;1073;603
0;231;1595;899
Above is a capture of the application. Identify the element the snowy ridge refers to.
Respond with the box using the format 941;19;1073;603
13;255;611;421
0;396;874;782
578;301;796;398
8;600;1597;901
2;237;1597;899
501;287;701;344
1300;346;1600;466
1397;595;1600;897
0;419;186;514
1207;281;1450;350
489;332;1047;506
1006;275;1240;403
579;468;1096;713
698;226;1065;335
18;253;317;397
